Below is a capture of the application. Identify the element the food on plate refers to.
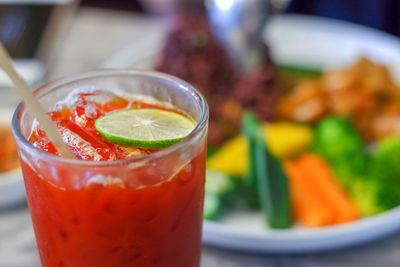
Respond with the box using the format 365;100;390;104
207;135;248;177
311;116;366;189
263;122;313;159
277;65;322;92
311;116;374;216
276;58;400;141
206;113;362;228
312;116;400;216
0;125;19;172
204;169;236;220
156;10;278;146
358;136;400;215
206;109;400;227
150;7;400;230
311;116;365;165
207;122;312;177
242;113;291;228
284;154;359;227
155;14;400;229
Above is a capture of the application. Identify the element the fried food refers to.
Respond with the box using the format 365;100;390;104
276;58;400;140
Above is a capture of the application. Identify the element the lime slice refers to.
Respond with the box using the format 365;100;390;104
95;108;196;149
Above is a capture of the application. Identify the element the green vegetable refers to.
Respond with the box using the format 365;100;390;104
206;145;219;158
277;64;322;91
242;113;291;228
368;136;400;211
204;169;236;220
351;178;384;216
347;136;400;215
311;116;400;216
311;116;364;162
203;193;221;220
205;169;236;195
278;64;322;77
311;116;366;189
225;184;260;209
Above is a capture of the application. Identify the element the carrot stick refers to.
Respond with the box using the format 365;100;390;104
284;161;334;227
298;154;359;224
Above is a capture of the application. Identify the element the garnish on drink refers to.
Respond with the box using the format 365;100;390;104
30;90;196;160
95;108;195;149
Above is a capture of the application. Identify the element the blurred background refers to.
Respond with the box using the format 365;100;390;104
1;0;399;88
1;0;399;94
83;0;400;36
2;1;400;266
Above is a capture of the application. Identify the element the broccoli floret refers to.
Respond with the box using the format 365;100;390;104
351;178;385;216
311;117;400;216
348;136;400;215
311;116;367;189
311;116;388;216
329;151;368;190
367;136;400;210
373;136;400;176
311;116;364;161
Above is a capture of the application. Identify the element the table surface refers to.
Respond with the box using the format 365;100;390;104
1;7;400;267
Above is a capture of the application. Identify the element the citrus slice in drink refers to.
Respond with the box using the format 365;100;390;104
94;108;196;149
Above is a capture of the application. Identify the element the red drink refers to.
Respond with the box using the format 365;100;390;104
12;70;208;267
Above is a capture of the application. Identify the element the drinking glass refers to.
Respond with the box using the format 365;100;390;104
12;69;209;267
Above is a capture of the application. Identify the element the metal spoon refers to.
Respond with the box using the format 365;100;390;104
205;0;271;72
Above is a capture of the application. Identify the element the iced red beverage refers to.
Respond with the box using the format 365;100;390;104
12;70;208;267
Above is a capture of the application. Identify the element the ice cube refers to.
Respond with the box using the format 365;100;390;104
83;91;115;105
84;104;99;119
82;91;129;112
57;121;117;161
73;101;102;128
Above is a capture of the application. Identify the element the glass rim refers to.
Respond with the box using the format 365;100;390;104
11;69;209;167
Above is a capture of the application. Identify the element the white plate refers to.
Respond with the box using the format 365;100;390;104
0;107;25;209
102;14;400;253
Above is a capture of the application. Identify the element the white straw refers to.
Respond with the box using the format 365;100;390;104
0;42;75;159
